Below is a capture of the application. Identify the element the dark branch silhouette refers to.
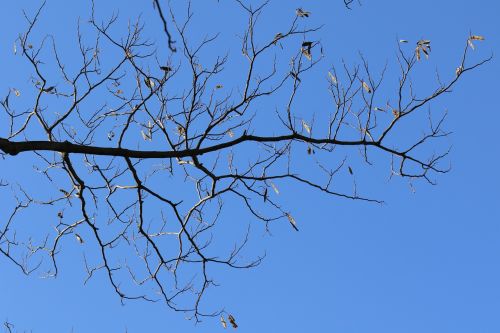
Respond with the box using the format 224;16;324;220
0;0;490;324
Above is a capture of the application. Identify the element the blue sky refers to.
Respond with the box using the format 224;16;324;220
1;0;499;332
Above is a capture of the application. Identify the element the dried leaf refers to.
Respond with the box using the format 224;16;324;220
399;39;408;43
455;66;463;76
296;8;310;17
270;182;279;194
144;77;155;89
116;89;123;95
470;35;485;41
417;39;431;46
220;315;227;329
13;89;20;97
177;125;185;137
302;48;312;60
227;314;238;329
362;81;372;94
75;234;84;244
415;40;431;61
302;41;313;48
392;109;400;118
141;130;152;141
415;47;421;61
227;129;234;138
467;39;475;50
421;46;429;59
301;41;313;60
286;213;299;231
328;71;337;85
302;120;311;134
348;166;353;175
272;33;283;45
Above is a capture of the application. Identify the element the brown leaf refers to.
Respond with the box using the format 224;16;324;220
362;81;372;94
328;71;337;85
302;120;311;134
415;47;421;61
220;315;227;329
302;41;313;48
144;77;155;89
141;130;152;141
421;46;429;59
467;39;475;50
418;39;431;45
302;48;312;60
228;314;238;329
301;41;313;60
470;35;485;41
286;213;299;231
177;125;185;137
272;33;283;45
296;8;310;17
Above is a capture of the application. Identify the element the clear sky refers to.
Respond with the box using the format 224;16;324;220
1;0;499;332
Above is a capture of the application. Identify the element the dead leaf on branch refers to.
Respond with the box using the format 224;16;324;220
468;34;485;50
296;8;310;17
301;41;313;60
75;234;84;244
415;39;431;61
362;81;372;94
220;315;227;329
272;32;283;45
328;71;337;85
228;314;238;329
286;213;299;231
270;182;279;194
302;120;311;134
